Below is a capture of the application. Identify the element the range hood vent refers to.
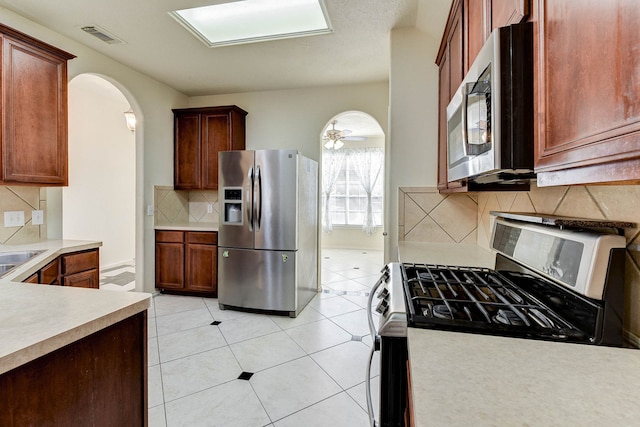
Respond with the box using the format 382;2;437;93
81;25;126;44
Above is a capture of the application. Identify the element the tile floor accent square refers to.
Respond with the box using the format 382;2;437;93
238;371;254;380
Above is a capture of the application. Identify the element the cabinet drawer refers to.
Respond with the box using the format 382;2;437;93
62;269;99;289
40;259;59;285
156;230;185;243
186;231;217;245
23;273;39;284
61;249;98;275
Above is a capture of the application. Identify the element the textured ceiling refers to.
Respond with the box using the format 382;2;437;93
0;0;451;97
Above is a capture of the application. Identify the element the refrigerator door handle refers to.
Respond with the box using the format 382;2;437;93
247;167;254;231
255;165;262;230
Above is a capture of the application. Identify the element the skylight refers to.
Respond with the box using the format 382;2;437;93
170;0;332;48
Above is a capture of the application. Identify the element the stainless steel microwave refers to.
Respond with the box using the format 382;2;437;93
446;22;534;184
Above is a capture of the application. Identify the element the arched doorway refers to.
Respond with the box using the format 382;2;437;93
320;111;385;295
66;74;137;290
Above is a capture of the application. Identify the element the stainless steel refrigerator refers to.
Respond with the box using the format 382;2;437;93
218;149;318;317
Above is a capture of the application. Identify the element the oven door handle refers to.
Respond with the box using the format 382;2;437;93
365;273;384;427
365;340;379;427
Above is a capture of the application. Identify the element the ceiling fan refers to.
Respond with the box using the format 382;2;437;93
323;120;365;150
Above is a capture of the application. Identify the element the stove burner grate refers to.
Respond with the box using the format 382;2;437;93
432;304;456;319
494;309;525;326
401;263;585;339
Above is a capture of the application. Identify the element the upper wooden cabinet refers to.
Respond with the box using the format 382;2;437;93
0;24;75;186
534;0;640;186
465;0;530;73
173;105;247;190
436;0;466;192
489;0;530;30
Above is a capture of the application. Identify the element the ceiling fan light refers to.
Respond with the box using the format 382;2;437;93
334;140;344;150
324;140;334;149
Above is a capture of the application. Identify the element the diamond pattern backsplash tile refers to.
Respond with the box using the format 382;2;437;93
189;190;219;223
398;187;477;244
154;186;219;226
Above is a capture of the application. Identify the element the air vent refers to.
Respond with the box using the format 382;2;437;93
81;25;125;44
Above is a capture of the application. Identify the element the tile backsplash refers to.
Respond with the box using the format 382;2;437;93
0;186;46;244
154;186;219;226
398;187;478;244
398;182;640;346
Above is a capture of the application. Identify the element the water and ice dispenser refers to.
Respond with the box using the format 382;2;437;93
222;187;243;225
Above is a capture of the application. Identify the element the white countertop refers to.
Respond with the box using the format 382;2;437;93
408;328;640;426
0;240;150;374
398;241;496;268
0;239;103;282
155;222;218;232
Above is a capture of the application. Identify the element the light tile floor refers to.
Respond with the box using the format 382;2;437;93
144;248;383;427
99;261;136;291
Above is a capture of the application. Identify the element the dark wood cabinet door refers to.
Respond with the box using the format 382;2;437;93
40;258;59;285
465;0;489;71
202;113;230;190
535;0;640;186
437;0;468;192
63;269;99;288
155;242;185;290
489;0;529;30
185;243;217;294
23;273;39;284
173;106;246;190
437;58;450;191
174;112;202;190
448;2;464;97
61;249;99;275
1;33;72;185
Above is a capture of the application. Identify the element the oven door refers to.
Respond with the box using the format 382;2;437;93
366;264;409;427
447;68;496;183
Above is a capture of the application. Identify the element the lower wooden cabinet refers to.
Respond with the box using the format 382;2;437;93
155;230;217;297
61;249;99;288
22;248;99;289
0;312;147;426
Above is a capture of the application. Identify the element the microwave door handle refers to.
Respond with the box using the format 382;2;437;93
463;82;493;156
461;82;469;156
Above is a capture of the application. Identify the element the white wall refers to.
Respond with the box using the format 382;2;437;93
0;7;188;293
65;75;135;269
387;27;441;260
189;83;389;163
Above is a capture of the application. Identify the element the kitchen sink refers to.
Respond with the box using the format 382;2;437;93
0;250;44;277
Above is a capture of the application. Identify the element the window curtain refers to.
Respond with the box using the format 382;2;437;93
321;148;346;233
350;147;384;235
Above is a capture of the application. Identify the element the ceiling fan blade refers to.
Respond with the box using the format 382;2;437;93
339;129;352;137
342;136;367;141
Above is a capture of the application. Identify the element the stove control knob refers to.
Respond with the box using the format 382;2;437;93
375;299;389;314
376;287;389;299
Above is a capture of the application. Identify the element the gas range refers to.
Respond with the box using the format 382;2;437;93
366;213;629;427
376;216;627;346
